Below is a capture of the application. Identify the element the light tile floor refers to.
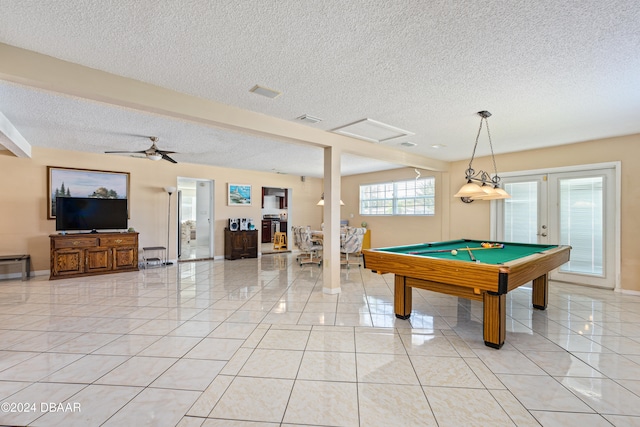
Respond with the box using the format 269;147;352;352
0;253;640;426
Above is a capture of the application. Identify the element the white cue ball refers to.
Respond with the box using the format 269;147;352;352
451;250;458;256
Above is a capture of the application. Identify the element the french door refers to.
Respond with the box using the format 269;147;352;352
495;165;617;289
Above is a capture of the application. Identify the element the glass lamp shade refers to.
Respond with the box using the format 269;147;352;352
317;199;344;206
473;185;500;200
475;186;511;200
493;187;511;199
454;181;486;198
147;153;162;161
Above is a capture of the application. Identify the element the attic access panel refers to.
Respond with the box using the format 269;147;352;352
332;118;414;143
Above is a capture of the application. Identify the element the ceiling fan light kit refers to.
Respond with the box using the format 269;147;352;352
454;111;511;203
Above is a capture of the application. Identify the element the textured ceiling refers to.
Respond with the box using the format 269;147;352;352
1;1;639;177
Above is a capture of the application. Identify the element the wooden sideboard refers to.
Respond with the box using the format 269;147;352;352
224;229;258;260
49;232;139;280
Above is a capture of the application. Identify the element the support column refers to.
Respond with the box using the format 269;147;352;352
322;146;341;294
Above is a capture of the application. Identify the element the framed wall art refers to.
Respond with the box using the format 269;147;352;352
228;183;252;206
47;166;130;219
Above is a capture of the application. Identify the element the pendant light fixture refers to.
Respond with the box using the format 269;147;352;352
454;111;511;203
317;193;345;206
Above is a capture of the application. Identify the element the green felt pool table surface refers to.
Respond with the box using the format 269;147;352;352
376;239;558;264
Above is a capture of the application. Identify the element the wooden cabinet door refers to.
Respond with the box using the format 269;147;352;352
225;231;244;259
113;246;137;270
51;248;85;277
228;232;242;250
280;189;288;208
261;220;271;243
244;231;258;255
85;247;111;273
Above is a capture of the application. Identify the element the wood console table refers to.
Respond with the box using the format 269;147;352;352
49;232;139;280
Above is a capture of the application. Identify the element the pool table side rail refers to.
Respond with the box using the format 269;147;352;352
500;245;571;291
362;249;506;293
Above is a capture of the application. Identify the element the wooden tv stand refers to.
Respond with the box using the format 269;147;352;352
49;232;139;280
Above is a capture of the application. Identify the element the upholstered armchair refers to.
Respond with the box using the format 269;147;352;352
292;226;323;266
340;227;366;268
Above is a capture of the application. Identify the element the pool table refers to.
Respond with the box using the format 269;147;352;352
362;239;571;349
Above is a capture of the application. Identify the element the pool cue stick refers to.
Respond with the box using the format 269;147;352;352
466;246;477;262
408;244;503;255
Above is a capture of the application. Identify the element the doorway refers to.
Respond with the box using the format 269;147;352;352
261;186;291;254
178;177;214;260
494;163;619;289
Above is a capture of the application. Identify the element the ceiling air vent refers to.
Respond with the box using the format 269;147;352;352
249;85;281;99
296;114;323;124
400;141;417;147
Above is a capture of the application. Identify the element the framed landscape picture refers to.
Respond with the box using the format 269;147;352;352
228;183;252;206
47;166;130;219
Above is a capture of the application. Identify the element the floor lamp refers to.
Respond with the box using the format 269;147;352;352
164;186;177;265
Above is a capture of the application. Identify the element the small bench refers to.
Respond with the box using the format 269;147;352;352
142;247;166;269
0;255;31;281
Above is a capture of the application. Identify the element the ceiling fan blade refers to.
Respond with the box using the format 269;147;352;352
105;150;147;154
162;153;178;164
105;136;177;163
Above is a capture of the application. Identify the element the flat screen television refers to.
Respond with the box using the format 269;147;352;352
56;197;128;232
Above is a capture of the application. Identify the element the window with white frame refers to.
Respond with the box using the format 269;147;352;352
360;178;435;215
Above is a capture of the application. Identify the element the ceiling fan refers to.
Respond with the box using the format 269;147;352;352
105;136;178;163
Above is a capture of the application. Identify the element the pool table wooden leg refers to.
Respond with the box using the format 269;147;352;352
532;274;548;310
394;275;412;319
483;292;506;349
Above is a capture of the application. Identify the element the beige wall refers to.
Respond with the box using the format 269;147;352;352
0;147;322;273
341;167;449;248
